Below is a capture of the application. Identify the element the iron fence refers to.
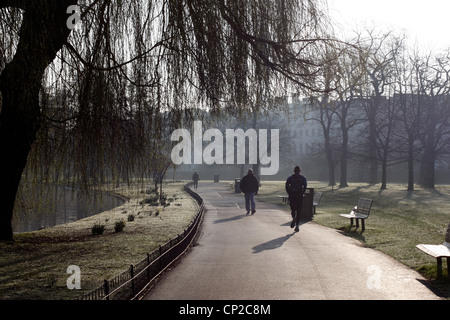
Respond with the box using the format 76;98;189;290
79;183;204;300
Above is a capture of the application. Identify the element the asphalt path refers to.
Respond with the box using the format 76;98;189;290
144;182;441;300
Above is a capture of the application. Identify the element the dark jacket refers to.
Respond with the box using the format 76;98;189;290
240;174;259;193
285;173;307;196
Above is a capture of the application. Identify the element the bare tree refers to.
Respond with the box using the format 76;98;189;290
357;30;405;184
390;48;424;191
307;54;339;187
373;92;401;189
310;95;339;186
332;47;368;188
414;50;450;189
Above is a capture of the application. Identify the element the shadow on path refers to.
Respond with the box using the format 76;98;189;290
252;233;295;253
214;214;247;224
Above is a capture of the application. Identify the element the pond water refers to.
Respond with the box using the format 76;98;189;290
12;186;125;233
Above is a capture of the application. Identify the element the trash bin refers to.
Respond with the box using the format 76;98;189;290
234;179;241;193
300;188;314;221
214;174;219;183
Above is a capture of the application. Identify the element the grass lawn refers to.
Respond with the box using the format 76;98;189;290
256;180;450;298
0;181;198;300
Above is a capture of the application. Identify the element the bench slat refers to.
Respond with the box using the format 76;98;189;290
356;198;373;216
416;242;450;258
339;213;369;219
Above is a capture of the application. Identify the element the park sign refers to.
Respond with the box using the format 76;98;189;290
171;121;279;176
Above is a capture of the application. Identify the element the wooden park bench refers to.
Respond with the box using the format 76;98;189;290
416;222;450;278
339;198;373;233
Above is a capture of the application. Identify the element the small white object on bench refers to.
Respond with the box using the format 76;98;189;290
416;223;450;278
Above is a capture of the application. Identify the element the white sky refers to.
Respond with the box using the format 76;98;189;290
328;0;450;52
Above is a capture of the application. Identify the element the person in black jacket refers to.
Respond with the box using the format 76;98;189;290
285;166;307;232
240;169;259;215
192;170;199;189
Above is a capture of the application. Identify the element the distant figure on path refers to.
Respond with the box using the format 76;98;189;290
285;166;307;232
192;170;200;189
240;169;259;215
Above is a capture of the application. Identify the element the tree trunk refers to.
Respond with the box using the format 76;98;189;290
368;98;379;184
380;157;387;190
419;145;436;189
328;161;335;187
339;146;348;188
407;136;415;191
419;104;436;189
339;121;349;188
323;133;335;186
0;1;76;240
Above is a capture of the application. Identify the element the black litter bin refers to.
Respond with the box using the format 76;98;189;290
234;179;241;193
300;188;314;221
214;174;219;183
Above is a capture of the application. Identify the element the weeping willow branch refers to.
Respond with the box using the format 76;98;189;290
0;0;338;239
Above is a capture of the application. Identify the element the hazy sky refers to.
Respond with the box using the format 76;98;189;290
328;0;450;51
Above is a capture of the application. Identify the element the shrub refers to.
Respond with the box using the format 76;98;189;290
139;196;158;205
127;214;135;222
114;220;126;232
91;223;106;235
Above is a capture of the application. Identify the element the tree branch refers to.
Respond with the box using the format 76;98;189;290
0;0;27;10
64;38;168;72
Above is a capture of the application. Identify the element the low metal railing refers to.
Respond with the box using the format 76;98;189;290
79;183;204;300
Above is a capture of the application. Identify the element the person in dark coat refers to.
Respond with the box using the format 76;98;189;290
240;169;259;215
192;170;199;189
285;166;307;232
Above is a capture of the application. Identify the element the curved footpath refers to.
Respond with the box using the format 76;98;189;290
144;182;442;300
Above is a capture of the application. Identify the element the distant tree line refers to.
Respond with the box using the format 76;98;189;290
307;30;450;190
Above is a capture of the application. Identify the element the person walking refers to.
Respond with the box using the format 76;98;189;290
192;170;200;189
285;166;307;232
240;169;259;215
